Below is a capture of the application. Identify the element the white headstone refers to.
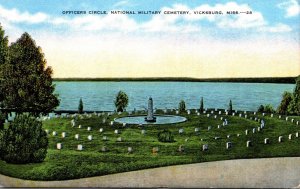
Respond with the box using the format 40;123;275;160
271;114;274;117
278;136;283;142
279;115;281;119
178;145;185;152
101;146;107;152
117;137;122;142
289;134;292;140
176;110;179;114
141;130;146;134
207;114;210;117
252;128;256;133
214;115;217;119
208;126;211;131
202;144;208;151
291;119;294;123
297;121;299;125
99;128;103;133
57;143;62;150
244;115;248;119
102;118;106;123
45;129;49;134
286;117;288;121
114;129;119;134
88;135;93;141
211;110;214;114
187;110;190;115
179;128;184;134
87;127;91;131
78;125;82;129
110;121;114;126
219;111;222;115
227;135;230;138
75;134;79;140
197;112;200;116
71;119;75;127
152;147;159;153
52;131;57;136
103;136;108;141
296;132;299;138
253;112;256;115
218;125;221;129
246;141;251;147
77;144;83;151
264;138;269;144
232;112;235;116
262;113;265;116
239;114;242;117
237;134;240;137
62;132;66;138
128;147;133;153
194;128;200;132
203;111;206;114
226;142;232;149
245;130;248;135
226;112;229;115
257;127;261;132
220;117;223;121
255;117;258;121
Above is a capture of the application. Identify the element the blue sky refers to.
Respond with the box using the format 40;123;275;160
0;0;299;78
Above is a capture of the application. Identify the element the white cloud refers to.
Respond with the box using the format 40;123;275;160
259;23;292;33
0;5;48;24
277;0;300;17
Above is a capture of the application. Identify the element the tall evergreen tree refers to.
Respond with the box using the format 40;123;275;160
228;99;233;115
0;32;59;115
277;91;292;115
200;97;204;112
78;98;83;114
288;75;300;115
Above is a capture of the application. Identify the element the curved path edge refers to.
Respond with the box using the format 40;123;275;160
1;157;300;188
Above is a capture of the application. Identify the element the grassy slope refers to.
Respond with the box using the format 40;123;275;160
0;110;299;180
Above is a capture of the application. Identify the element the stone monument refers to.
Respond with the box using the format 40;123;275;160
145;97;156;122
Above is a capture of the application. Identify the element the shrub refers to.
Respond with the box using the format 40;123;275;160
114;91;129;112
78;98;83;114
179;100;186;112
158;129;174;142
0;114;48;164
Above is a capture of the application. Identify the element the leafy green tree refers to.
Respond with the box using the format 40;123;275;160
78;98;83;114
288;76;300;115
277;91;293;115
200;97;204;112
114;91;128;112
179;100;186;112
258;104;264;113
228;99;233;115
0;32;59;116
264;104;275;113
0;114;48;163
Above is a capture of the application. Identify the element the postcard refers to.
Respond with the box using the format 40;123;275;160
0;0;299;188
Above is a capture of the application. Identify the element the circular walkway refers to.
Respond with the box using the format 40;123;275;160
0;157;299;188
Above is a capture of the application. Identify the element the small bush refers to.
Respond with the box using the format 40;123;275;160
257;105;264;113
0;114;48;164
264;104;275;113
158;129;174;142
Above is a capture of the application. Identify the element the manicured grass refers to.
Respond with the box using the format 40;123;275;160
0;110;299;180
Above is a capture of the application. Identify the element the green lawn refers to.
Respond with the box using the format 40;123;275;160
0;110;299;181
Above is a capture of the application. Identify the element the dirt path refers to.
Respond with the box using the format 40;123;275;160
0;157;300;188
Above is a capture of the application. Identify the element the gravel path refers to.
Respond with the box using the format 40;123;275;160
0;157;300;188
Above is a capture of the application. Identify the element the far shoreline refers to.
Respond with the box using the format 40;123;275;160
53;77;297;84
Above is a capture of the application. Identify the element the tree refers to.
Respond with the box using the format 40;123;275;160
200;97;204;112
0;32;59;115
114;91;128;112
288;75;300;115
179;100;186;112
228;100;233;115
277;91;293;115
264;104;275;113
257;105;264;113
78;98;83;114
0;114;48;163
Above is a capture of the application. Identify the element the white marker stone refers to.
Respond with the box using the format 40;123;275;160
78;125;82;129
45;129;49;134
141;130;146;134
296;132;299;138
207;114;210;117
114;129;119;134
226;142;232;149
57;143;62;150
52;131;57;136
195;128;200;132
117;137;122;142
232;113;235;116
75;134;79;140
279;115;281;119
110;121;114;126
87;127;91;131
286;117;289;121
219;111;222;115
103;136;108;141
227;135;230;138
218;125;221;129
77;144;83;151
245;129;248;135
264;138;269;144
99;128;103;133
289;134;292;140
88;135;93;141
214;115;217;119
247;141;252;147
128;147;133;153
271;114;274;117
179;128;184;134
252;128;256;133
208;126;211;131
202;144;208;151
62;132;66;138
278;136;283;142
